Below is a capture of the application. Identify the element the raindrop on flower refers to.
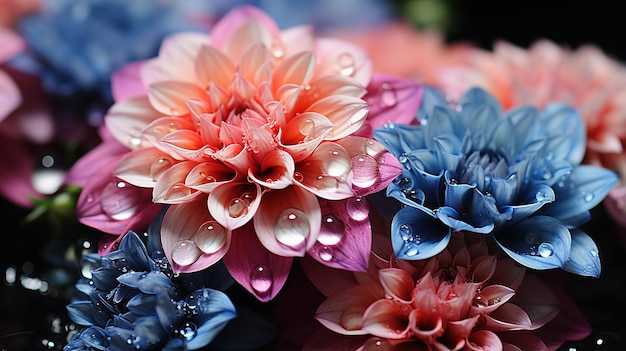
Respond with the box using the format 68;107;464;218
129;127;142;147
270;38;285;58
334;52;355;76
228;198;248;218
322;148;350;177
299;118;317;142
535;191;548;202
319;246;333;262
351;154;379;188
250;264;273;297
171;240;201;266
537;242;554;257
293;171;304;182
380;82;397;107
150;157;173;181
346;196;368;221
274;208;309;246
399;224;412;241
164;183;192;200
193;221;227;254
403;244;419;257
101;180;141;220
583;192;594;202
473;294;487;308
178;321;197;341
317;214;345;245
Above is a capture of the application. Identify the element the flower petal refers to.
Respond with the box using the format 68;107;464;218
148;80;206;116
391;206;451;260
315;285;382;335
105;97;160;149
562;229;601;277
308;95;368;140
153;161;201;204
208;182;262;230
377;268;414;302
115;147;174;187
361;299;410;339
363;74;423;131
195;44;236;89
111;61;147;102
248;149;295;189
141;32;207;86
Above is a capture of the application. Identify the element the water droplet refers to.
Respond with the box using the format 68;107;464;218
129;127;143;147
319;246;333;261
165;183;192;200
334;52;355;76
318;214;345;245
193;221;227;254
171;240;201;266
351;154;379;188
101;180;142;220
178;321;197;341
399;224;412;240
473;294;487;308
228;197;248;218
250;264;272;297
274;208;309;246
299;118;317;142
583;192;594;202
322;148;350;177
537;242;554;257
293;171;304;182
535;191;548;201
270;39;285;58
346;196;368;221
590;250;598;257
403;245;419;257
380;82;397;107
150;157;174;181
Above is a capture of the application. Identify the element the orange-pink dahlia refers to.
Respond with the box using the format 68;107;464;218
312;233;563;350
96;6;405;301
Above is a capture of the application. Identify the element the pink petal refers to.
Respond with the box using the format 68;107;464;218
315;38;372;87
0;28;25;61
280;112;335;162
153;161;201;204
210;5;279;55
223;222;292;302
115;147;174;187
248;149;295;189
273;51;316;89
279;25;315;58
239;43;271;85
161;199;231;273
195;45;236;89
148;81;206;116
208;181;262;230
300;255;361;297
0;70;20;122
481;303;533;331
471;256;497;284
65;137;128;187
509;274;559;329
142;116;197;157
213;143;255;175
316;285;381;335
469;285;516;315
105;97;160;149
159;129;208;160
294;141;355;200
362;74;423;132
487;258;527;290
0;137;39;207
141;33;208;86
111;61;147;102
466;330;503;351
254;185;321;256
444;315;480;346
308;95;368;140
377;268;414;302
307;198;372;272
185;160;237;192
361;299;411;339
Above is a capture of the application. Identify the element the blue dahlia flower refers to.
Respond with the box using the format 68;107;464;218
65;231;236;351
373;87;617;277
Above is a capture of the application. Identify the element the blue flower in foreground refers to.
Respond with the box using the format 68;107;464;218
373;87;617;277
65;231;236;351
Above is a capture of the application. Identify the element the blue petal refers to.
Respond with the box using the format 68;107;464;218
495;215;571;270
466;104;500;141
147;206;168;255
488;117;515;154
126;293;158;315
542;103;586;164
67;301;97;326
186;289;237;350
443;174;474;210
425;106;461;149
91;267;119;292
391;206;451;260
459;87;503;119
117;271;175;295
437;206;494;233
504;183;554;225
65;326;109;351
507;106;542;153
563;229;601;277
118;231;153;272
540;165;618;224
416;85;447;123
373;127;404;156
132;316;166;349
434;136;463;171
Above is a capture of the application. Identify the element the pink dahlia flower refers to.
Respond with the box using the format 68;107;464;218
312;232;572;350
85;5;410;301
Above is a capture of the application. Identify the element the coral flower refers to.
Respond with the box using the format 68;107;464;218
313;233;562;351
373;87;616;276
87;6;406;301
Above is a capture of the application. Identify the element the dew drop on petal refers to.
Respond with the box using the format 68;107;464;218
250;264;273;297
101;180;141;220
241;192;255;207
322;148;350;177
178;321;198;341
270;38;285;59
473;294;487;308
150;157;174;181
583;192;594;202
299;118;317;142
193;221;227;254
293;171;304;182
165;183;192;200
402;244;419;257
171;240;201;266
317;214;345;246
274;208;309;247
346;196;368;221
351;154;379;188
228;198;248;218
319;246;333;262
334;52;355;76
537;242;554;257
399;224;412;241
380;82;397;107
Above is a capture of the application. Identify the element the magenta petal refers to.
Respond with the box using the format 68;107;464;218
223;223;293;302
0;137;39;207
65;137;129;187
210;5;280;50
0;69;21;122
363;74;423;132
307;198;371;272
111;61;147;102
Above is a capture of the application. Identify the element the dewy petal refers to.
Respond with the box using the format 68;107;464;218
562;229;601;277
211;5;279;56
223;223;293;302
361;299;410;339
363;74;423;131
195;45;236;89
142;116;198;157
105;97;160;149
294;142;355;200
495;215;572;270
208;182;262;230
115;147;174;187
254;186;321;257
315;285;381;335
307;198;371;272
239;43;271;85
481;303;533;331
248;149;295;189
467;330;503;351
391;206;451;260
148;80;206;116
308;95;368;140
377;268;414;302
273;51;316;89
315;38;372;87
185;160;237;193
469;285;515;316
161;200;231;274
159;129;207;161
185;289;237;350
280;112;335;162
541;104;586;164
153;161;201;204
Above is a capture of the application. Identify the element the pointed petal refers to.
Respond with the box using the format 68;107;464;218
141;33;207;86
223;223;293;302
361;299;410;339
105;97;160;149
186;289;237;350
211;5;279;56
185;160;237;192
208;182;261;230
563;229;601;277
195;45;236;89
148;81;206;116
273;51;316;89
308;95;368;140
159;129;207;160
280;112;335;162
115;147;174;187
378;268;414;302
153;161;201;204
315;38;372;87
481;303;533;331
510;274;559;329
391;206;452;260
467;330;503;351
315;285;381;335
142;116;197;157
254;186;321;257
248;149;295;189
363;74;423;131
294;141;355;200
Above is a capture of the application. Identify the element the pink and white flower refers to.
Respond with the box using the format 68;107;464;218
78;5;413;301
